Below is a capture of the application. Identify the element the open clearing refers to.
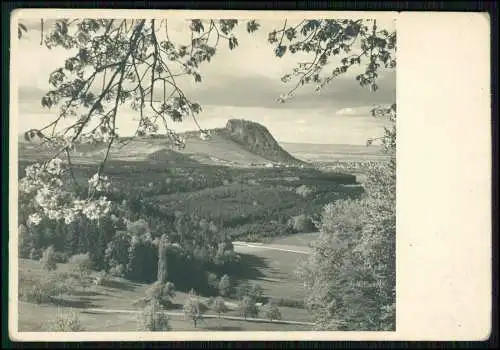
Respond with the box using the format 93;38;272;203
17;233;317;332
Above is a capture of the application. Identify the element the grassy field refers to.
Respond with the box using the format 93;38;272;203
17;231;316;332
18;302;312;332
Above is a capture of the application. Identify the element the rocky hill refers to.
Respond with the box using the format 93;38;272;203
19;119;307;168
220;119;304;165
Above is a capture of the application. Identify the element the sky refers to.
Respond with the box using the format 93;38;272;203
15;17;396;145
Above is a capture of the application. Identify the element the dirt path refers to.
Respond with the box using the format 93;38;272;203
83;307;315;326
232;242;311;255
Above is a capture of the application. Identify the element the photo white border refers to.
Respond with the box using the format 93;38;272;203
8;9;492;342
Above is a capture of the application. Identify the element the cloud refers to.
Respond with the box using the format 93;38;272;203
335;105;385;117
14;16;396;145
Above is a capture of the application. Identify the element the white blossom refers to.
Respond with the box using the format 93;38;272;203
88;173;111;192
46;158;66;175
20;158;115;227
27;213;42;227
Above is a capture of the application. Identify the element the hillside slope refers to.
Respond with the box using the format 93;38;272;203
220;119;304;165
19;119;307;167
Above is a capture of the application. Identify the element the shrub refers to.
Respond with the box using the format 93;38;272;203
290;214;315;233
271;298;305;309
218;274;231;297
262;302;282;321
19;272;77;305
93;270;109;286
295;184;314;198
29;248;41;261
69;253;93;277
137;299;171;331
212;296;229;318
206;272;219;290
40;246;57;271
235;282;264;302
52;251;69;264
238;296;259;320
19;278;54;304
47;310;84;331
144;281;176;308
108;263;126;277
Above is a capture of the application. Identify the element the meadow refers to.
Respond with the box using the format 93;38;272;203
17;229;317;332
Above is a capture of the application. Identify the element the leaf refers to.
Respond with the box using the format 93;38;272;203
275;45;287;58
190;19;205;34
56;21;68;35
280;74;291;83
246;20;260;33
228;37;238;50
41;96;52;109
268;31;277;44
194;73;202;83
285;28;296;41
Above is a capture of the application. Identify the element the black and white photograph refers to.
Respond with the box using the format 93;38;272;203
8;9;491;342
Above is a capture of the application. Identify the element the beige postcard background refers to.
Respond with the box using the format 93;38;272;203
8;9;492;342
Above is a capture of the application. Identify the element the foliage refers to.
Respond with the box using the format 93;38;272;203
295;184;314;198
271;297;305;309
212;296;229;318
182;289;207;328
47;310;84;331
235;282;264;302
297;144;395;331
108;263;126;277
19;271;78;304
18;224;32;258
19;158;112;227
18;18;261;220
68;253;93;276
238;296;259;320
137;298;171;331
93;269;109;286
265;17;397;331
262;302;282;321
217;274;231;297
29;248;42;261
40;246;58;271
157;234;169;283
52;251;70;264
269;19;396;100
290;214;316;233
144;281;176;308
206;272;219;290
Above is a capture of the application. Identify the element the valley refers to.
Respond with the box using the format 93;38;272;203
16;119;383;332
